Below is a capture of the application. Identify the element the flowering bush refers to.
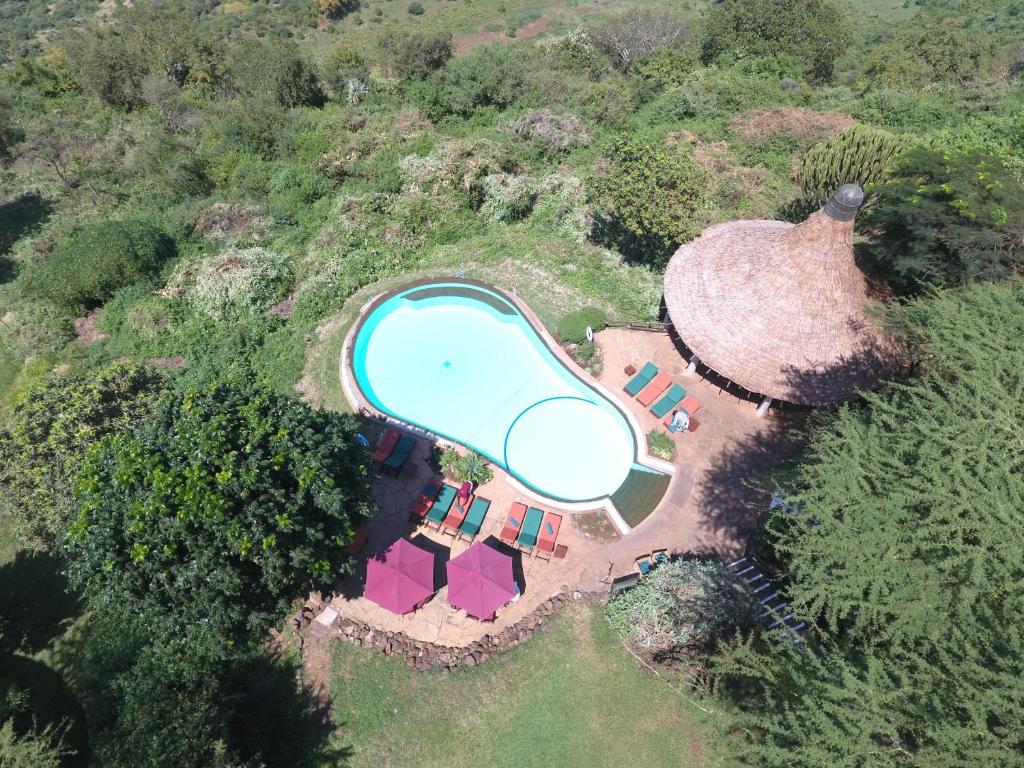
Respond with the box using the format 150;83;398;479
531;173;592;242
169;247;293;319
481;173;537;222
399;138;509;205
505;109;590;153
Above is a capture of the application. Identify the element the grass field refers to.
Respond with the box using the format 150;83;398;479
328;604;724;768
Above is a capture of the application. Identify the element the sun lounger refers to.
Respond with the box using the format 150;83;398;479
382;434;416;474
410;478;443;518
345;524;370;555
623;362;657;396
636;372;671;407
650;383;686;419
441;493;474;536
535;511;562;560
499;502;528;546
371;428;401;462
652;549;669;565
679;395;702;416
458;497;491;541
517;507;544;551
635;555;653;576
424;484;457;528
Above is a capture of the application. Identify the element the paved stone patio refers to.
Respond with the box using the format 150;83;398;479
328;328;806;648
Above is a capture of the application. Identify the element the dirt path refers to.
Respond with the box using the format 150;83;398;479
453;15;552;54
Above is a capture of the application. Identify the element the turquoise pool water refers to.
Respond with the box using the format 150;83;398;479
351;281;637;502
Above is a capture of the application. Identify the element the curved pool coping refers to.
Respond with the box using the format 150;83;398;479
339;277;675;533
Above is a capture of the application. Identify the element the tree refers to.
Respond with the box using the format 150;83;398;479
429;44;528;116
0;363;166;545
600;136;710;262
62;25;148;108
591;9;689;70
865;16;993;89
120;5;223;86
317;0;361;20
0;721;70;768
324;45;368;95
797;124;905;206
383;31;453;80
227;37;324;108
862;147;1024;292
22;218;176;311
700;0;851;82
66;383;376;652
721;281;1024;766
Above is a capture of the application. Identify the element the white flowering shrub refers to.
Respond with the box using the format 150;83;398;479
481;173;537;222
506;109;591;152
531;173;592;242
398;138;509;205
606;559;755;658
169;247;293;319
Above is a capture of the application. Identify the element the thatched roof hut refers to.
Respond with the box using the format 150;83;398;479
663;185;895;407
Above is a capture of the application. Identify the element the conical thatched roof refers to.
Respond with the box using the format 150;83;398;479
663;185;895;406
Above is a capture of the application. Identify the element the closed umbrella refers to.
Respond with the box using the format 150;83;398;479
446;542;517;620
364;538;435;615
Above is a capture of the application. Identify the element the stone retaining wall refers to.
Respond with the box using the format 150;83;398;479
294;588;608;671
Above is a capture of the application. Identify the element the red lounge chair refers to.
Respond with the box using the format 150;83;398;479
535;511;562;561
499;502;527;546
636;372;671;407
371;428;401;462
410;478;443;519
345;524;370;555
441;493;474;536
679;395;702;416
688;417;700;432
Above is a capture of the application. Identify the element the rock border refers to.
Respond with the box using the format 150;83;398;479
294;588;608;671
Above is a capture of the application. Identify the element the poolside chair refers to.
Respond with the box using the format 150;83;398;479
382;434;417;475
441;492;474;536
679;394;702;416
345;524;371;555
623;362;657;397
424;484;457;529
650;383;686;419
457;497;491;542
635;372;671;407
652;549;669;565
534;511;562;561
517;507;544;553
635;555;653;576
499;502;528;546
410;478;443;519
371;428;401;462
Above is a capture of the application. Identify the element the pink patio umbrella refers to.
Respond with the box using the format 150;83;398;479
446;542;517;620
364;538;435;615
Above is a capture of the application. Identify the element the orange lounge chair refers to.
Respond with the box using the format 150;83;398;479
688;417;700;432
499;502;528;546
535;511;562;561
371;428;401;462
636;372;671;407
410;478;443;519
441;493;474;536
679;395;702;416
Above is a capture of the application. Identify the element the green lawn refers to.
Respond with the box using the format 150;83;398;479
329;604;724;768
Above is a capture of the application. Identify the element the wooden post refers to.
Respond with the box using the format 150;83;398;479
756;396;772;417
686;354;701;375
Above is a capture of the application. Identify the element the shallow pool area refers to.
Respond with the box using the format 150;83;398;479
350;281;644;503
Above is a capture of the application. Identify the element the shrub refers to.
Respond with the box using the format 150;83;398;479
0;721;69;768
574;339;597;366
63;25;147;107
505;109;590;153
646;429;675;461
481;173;537;222
606;558;755;658
438;446;461;477
0;299;74;360
591;9;689;70
668;83;719;119
701;0;851;82
408;2;424;15
432;44;528;116
325;45;368;94
318;0;360;18
797;124;905;206
399;138;510;206
384;31;453;79
530;173;592;242
169;247;293;318
456;451;493;485
865;16;993;90
862;148;1024;293
23;219;175;311
557;306;608;343
227;37;324;107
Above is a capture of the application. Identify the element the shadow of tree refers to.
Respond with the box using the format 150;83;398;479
229;652;352;768
0;193;53;281
590;212;674;269
0;550;83;656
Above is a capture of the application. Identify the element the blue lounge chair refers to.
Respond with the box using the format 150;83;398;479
517;507;544;551
624;362;657;397
650;383;686;419
424;484;457;527
458;497;491;541
382;434;416;474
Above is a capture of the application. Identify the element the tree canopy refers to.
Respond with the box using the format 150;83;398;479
66;383;375;652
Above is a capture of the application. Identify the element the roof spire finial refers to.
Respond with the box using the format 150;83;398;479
824;183;864;222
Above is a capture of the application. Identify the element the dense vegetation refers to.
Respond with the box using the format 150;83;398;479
1;0;1022;765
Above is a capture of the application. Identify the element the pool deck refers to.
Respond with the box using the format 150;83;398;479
326;323;807;649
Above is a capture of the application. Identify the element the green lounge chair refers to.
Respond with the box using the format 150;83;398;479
382;434;416;472
424;484;457;527
624;362;657;396
458;497;491;541
517;507;544;550
650;383;686;419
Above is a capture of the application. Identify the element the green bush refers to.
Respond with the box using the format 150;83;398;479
408;2;424;15
227;37;324;108
557;306;608;343
430;44;528;116
384;31;452;80
23;219;176;311
456;451;493;485
646;429;675;461
481;173;537;222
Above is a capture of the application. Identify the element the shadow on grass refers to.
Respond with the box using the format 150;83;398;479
0;550;83;656
0;193;53;282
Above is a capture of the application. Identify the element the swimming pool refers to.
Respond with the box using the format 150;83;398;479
350;280;638;503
